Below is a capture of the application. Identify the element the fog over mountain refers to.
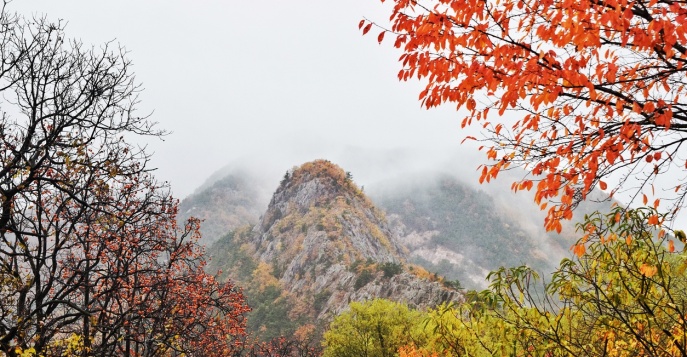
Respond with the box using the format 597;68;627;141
10;1;481;201
182;150;618;293
12;1;679;230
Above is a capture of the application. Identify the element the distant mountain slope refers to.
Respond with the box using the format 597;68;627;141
208;160;461;341
369;172;615;288
178;172;265;244
369;174;552;287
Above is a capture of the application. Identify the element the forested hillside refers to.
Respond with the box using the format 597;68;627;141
370;174;555;286
368;172;615;287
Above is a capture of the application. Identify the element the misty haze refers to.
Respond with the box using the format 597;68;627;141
3;1;687;356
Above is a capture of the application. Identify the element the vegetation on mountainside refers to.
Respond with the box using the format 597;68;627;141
209;228;306;341
207;161;394;341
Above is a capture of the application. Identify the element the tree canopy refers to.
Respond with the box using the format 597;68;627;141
322;299;428;357
362;0;687;231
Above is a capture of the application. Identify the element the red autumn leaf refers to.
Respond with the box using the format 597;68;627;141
362;23;372;36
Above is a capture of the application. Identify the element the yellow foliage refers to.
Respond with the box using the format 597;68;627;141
317;208;687;357
14;347;36;357
252;261;280;290
410;265;438;282
398;344;443;357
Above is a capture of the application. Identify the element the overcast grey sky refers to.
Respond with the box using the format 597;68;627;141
11;1;482;198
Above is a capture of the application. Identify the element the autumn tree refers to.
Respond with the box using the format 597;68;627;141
363;0;687;231
477;207;687;356
322;299;428;357
0;5;249;356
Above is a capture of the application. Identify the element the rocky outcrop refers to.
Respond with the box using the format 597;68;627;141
209;160;462;339
370;172;614;289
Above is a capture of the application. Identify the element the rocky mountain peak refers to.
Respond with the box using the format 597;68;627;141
265;160;368;218
255;159;404;275
209;160;462;339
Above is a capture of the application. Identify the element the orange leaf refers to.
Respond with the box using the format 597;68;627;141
669;240;675;252
573;243;586;257
639;264;657;277
373;0;687;237
461;135;477;143
377;31;385;44
643;194;648;205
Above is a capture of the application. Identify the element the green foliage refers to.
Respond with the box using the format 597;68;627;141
480;207;662;355
374;175;549;283
379;262;403;278
354;269;374;290
247;285;303;342
208;229;257;281
210;231;303;342
322;299;428;357
313;290;333;313
441;279;462;290
390;206;687;357
281;171;291;187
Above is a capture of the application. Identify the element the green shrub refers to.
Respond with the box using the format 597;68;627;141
378;262;403;278
354;270;374;290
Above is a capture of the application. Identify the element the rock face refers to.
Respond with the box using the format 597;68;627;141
209;160;461;339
